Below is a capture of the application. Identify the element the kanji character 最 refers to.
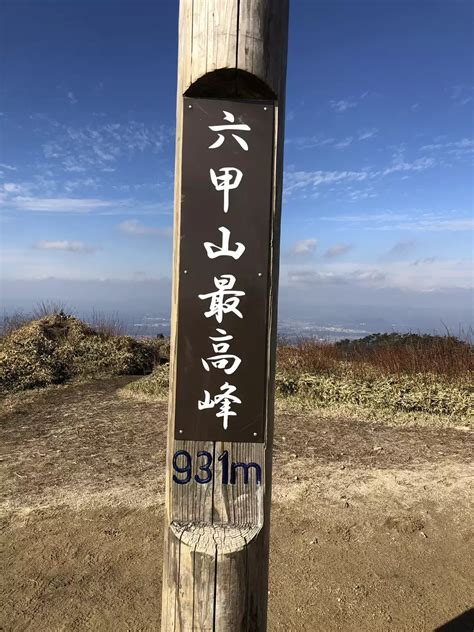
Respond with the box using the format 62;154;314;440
198;274;245;323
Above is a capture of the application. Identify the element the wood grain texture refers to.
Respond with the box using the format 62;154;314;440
161;1;288;630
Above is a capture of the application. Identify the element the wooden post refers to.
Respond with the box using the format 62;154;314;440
161;1;289;630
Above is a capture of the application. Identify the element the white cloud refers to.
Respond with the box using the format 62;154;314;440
347;187;377;201
382;156;436;176
324;243;354;258
287;137;319;150
288;238;318;255
3;182;26;193
319;211;473;232
6;196;113;213
118;219;172;237
37;118;170;173
329;92;370;113
283;258;472;292
289;128;378;151
411;257;437;266
284;169;370;195
385;239;416;259
320;212;409;223
63;178;100;192
390;258;472;291
0;180;172;216
67;91;78;105
334;136;353;149
358;128;378;141
0;163;16;171
330;99;357;112
396;218;474;232
287;136;336;149
449;85;474;106
421;139;463;151
284;151;438;198
420;137;474;160
287;267;385;287
33;240;96;253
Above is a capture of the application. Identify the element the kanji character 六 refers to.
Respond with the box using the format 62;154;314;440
208;110;251;151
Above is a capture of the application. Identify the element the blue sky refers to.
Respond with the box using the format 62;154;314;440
1;0;473;330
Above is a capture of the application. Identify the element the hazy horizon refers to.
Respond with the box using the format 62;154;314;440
2;276;472;341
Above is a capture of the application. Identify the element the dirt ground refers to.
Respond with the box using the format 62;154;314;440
1;377;473;631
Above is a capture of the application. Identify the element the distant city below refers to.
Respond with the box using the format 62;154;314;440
2;279;471;342
107;313;468;342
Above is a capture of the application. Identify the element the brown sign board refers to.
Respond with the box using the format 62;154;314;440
174;97;275;442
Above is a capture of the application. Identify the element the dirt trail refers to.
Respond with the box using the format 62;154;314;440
1;377;473;631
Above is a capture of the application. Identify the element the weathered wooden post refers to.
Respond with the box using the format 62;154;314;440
161;1;289;629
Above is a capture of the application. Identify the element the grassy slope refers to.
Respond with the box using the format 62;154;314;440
120;338;473;428
2;316;471;427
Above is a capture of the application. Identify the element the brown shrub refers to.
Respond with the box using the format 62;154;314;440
277;333;473;379
0;314;159;394
277;338;339;374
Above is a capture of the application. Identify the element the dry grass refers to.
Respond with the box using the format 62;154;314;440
0;314;164;395
277;333;473;379
2;312;471;427
122;333;473;426
1;301;70;336
118;365;170;402
275;369;472;421
0;310;31;336
274;398;472;429
32;300;69;320
87;309;127;337
277;338;340;374
274;335;473;424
